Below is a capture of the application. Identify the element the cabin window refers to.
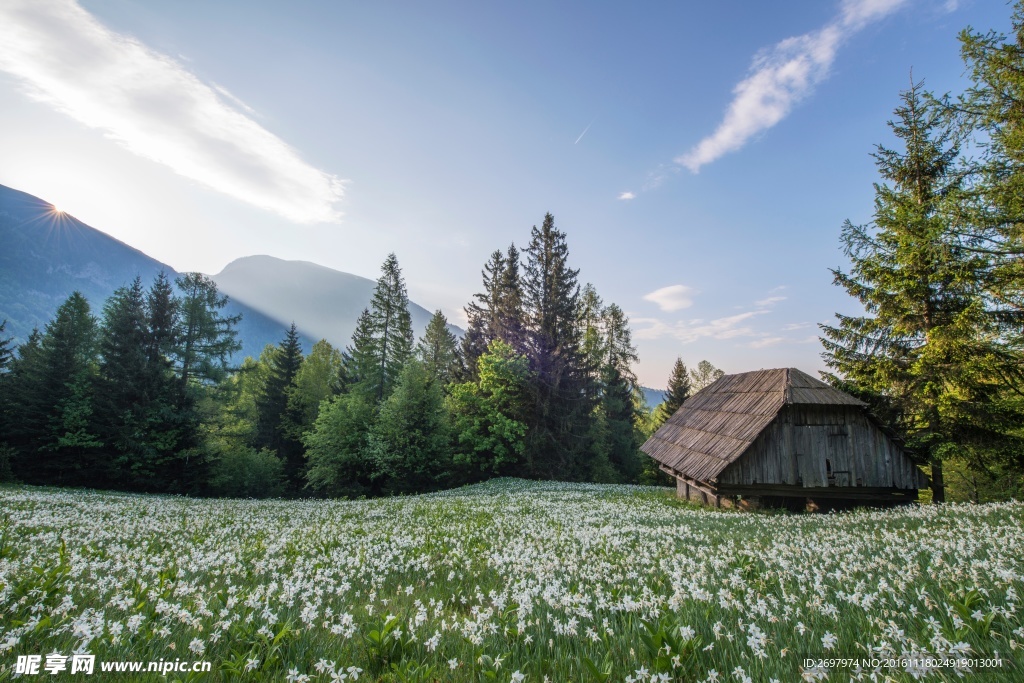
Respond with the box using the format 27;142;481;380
826;459;833;477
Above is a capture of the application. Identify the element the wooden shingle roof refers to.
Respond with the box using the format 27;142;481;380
641;368;865;482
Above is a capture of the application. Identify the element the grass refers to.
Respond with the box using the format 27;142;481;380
0;479;1022;681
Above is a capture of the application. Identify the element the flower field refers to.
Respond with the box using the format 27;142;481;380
1;480;1022;682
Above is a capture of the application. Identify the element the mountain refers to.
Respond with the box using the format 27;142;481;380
640;386;666;411
0;183;452;363
210;255;451;354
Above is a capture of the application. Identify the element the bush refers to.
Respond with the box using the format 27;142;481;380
207;445;286;498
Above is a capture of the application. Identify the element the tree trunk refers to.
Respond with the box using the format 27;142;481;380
931;458;945;503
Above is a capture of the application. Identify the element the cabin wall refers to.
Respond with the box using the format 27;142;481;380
716;406;919;490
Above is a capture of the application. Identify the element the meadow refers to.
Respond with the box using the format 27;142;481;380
0;480;1022;681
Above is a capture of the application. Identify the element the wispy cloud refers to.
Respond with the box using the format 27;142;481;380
642;284;695;312
634;310;767;344
618;191;636;201
677;0;911;173
749;336;785;349
0;0;344;223
755;295;787;307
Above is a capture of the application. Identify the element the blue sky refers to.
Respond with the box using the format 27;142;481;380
0;0;1009;387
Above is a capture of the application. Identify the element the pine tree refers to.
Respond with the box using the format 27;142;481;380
0;320;12;372
369;253;414;402
286;338;343;437
461;245;526;379
461;249;506;379
958;6;1024;331
596;303;642;481
255;323;306;488
654;358;692;427
417;310;460;385
820;81;1020;502
522;213;595;479
95;278;151;487
8;294;101;485
175;272;241;391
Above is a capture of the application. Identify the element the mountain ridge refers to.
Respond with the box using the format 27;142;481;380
0;183;455;361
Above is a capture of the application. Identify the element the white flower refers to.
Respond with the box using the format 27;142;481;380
511;671;526;682
188;638;205;656
821;632;838;650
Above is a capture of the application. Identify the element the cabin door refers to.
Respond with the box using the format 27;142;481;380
793;425;853;488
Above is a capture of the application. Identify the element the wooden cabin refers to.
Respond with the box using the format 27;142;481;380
642;368;928;509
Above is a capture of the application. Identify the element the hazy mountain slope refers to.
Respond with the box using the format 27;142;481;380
211;255;447;351
0;183;308;359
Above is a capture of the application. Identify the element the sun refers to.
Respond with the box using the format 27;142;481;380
50;204;64;215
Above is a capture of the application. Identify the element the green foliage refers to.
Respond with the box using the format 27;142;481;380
285;338;342;437
821;79;1024;501
207;445;286;499
416;310;460;386
653;357;691;429
7;292;101;486
303;392;377;497
255;323;306;489
522;213;596;480
689;359;724;393
369;253;415;402
449;340;531;477
174;272;241;388
369;360;452;493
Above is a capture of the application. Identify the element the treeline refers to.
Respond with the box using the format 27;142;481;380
0;274;239;491
821;4;1024;503
0;214;668;497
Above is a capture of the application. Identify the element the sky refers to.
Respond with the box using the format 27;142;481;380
0;0;1011;388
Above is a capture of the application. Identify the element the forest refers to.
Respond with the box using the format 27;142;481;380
0;214;722;497
3;5;1024;503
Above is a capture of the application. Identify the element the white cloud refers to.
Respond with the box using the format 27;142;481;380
749;336;785;349
755;295;787;307
677;0;910;173
0;0;344;223
633;310;768;344
782;321;814;331
642;284;695;312
618;191;636;200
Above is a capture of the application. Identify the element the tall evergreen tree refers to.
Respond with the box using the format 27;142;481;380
8;294;101;485
0;320;12;373
94;278;151;487
957;6;1024;331
654;358;692;428
285;338;343;440
461;245;526;379
820;81;1021;502
368;253;414;402
417;310;460;386
522;213;594;479
255;323;305;488
175;272;241;391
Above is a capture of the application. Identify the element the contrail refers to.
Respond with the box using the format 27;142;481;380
574;120;593;144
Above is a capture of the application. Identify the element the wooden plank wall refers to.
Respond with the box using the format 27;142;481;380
716;406;921;490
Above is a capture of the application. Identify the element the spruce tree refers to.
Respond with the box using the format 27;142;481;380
820;81;1019;502
417;310;460;386
368;253;414;402
255;323;305;488
461;249;506;379
16;294;101;485
175;272;241;391
522;213;594;479
0;320;12;372
95;278;151;487
654;358;692;427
